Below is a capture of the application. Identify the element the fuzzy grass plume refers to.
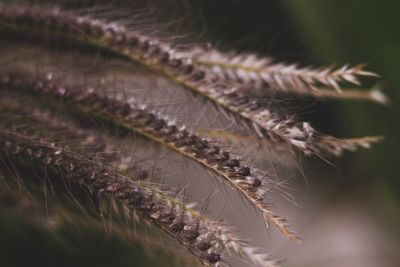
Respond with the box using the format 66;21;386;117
0;122;278;266
0;3;383;156
0;1;385;266
0;67;300;242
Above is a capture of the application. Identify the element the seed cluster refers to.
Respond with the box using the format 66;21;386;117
0;3;383;266
184;48;377;93
0;69;302;242
0;70;264;198
0;127;251;266
0;4;344;156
